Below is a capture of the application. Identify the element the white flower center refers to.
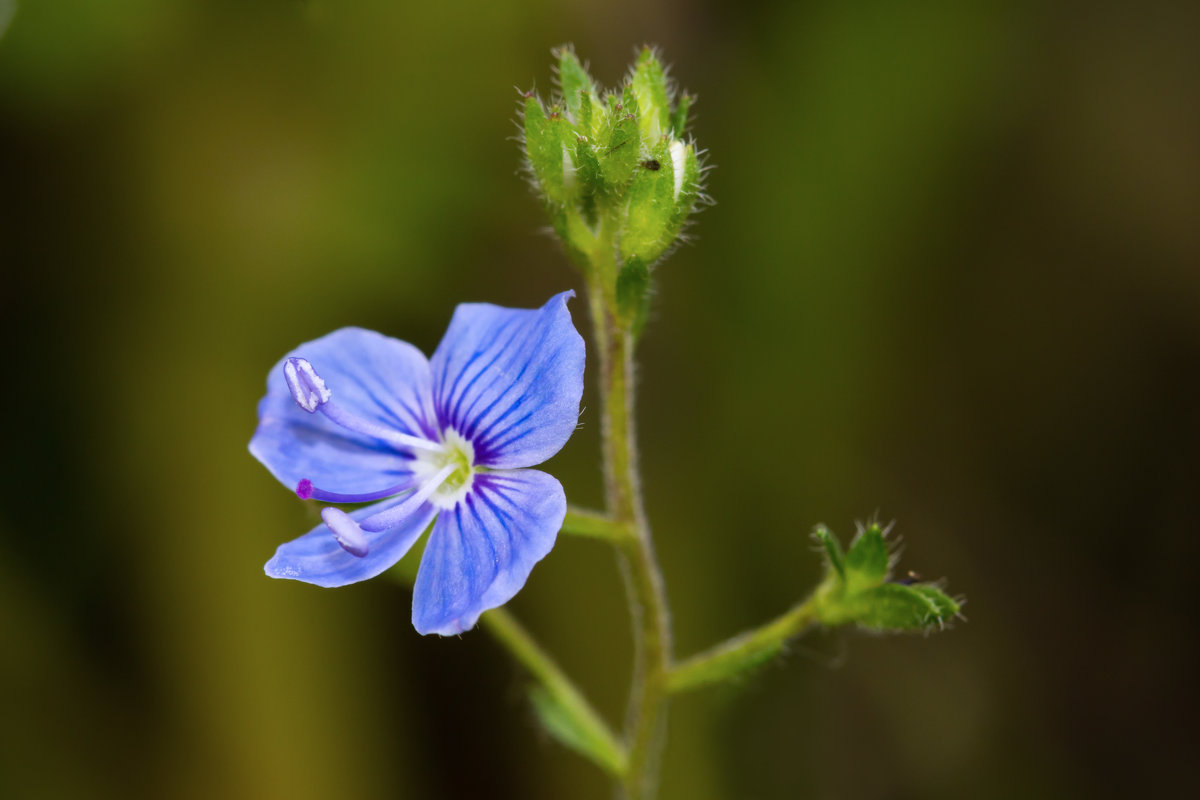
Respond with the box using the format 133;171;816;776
412;429;476;510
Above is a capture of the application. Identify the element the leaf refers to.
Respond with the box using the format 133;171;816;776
619;139;675;264
523;95;565;204
631;47;670;140
571;134;601;222
910;584;962;622
844;523;889;594
813;524;845;580
577;90;595;138
670;93;692;138
811;521;962;634
600;86;640;190
556;46;595;124
845;583;956;632
529;686;625;776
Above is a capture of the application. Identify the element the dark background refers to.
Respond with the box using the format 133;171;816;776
2;1;1198;798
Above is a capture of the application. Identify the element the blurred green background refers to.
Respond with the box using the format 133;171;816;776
2;1;1198;797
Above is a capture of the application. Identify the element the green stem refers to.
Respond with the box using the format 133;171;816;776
562;506;634;542
584;230;672;800
667;576;835;695
386;566;623;775
480;607;627;775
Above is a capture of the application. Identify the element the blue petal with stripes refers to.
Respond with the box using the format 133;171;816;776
413;470;566;635
265;493;438;588
430;291;586;469
250;328;436;495
249;292;584;635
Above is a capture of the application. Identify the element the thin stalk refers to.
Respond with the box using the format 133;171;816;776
667;579;833;694
562;506;634;542
584;237;673;800
481;608;627;775
386;566;623;775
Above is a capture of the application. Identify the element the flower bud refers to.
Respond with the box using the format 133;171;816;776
631;47;671;141
521;45;707;331
812;523;964;632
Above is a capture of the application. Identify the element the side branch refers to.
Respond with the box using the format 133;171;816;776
387;567;625;775
562;506;635;542
667;581;832;695
481;608;627;776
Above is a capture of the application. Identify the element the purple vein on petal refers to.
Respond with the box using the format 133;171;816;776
446;317;532;427
435;316;514;422
477;409;538;460
468;388;533;444
463;335;555;443
338;357;434;441
438;315;525;430
460;320;553;438
464;492;502;587
472;482;518;556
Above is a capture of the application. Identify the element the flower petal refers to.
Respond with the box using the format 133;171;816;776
265;494;438;587
430;291;585;469
249;328;438;494
411;470;565;635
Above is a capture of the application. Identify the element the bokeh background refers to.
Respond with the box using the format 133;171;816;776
2;1;1198;797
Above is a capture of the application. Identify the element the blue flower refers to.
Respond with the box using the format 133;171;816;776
249;292;585;635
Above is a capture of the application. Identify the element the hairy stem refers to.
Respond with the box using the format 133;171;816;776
562;506;635;542
667;576;835;694
584;243;672;800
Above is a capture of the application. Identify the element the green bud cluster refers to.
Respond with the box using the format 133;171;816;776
813;523;963;632
522;46;704;331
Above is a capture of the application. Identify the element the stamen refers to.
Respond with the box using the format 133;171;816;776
283;357;443;454
360;463;458;532
321;507;370;557
296;477;417;503
284;357;331;413
319;402;444;454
